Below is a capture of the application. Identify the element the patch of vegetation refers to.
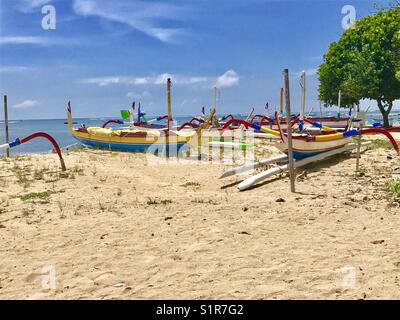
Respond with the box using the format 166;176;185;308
181;181;201;187
22;207;35;217
99;202;106;211
368;139;394;150
11;163;31;188
356;165;367;177
387;179;400;203
146;198;173;205
0;176;7;188
71;165;84;175
33;168;45;180
20;191;52;202
192;198;218;205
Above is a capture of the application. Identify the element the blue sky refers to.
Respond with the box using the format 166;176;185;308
0;0;398;119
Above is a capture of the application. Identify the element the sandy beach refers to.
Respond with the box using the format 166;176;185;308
0;137;399;300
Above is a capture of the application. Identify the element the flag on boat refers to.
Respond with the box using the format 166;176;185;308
120;110;130;119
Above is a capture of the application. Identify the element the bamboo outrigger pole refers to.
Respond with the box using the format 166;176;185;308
283;69;295;193
3;95;9;157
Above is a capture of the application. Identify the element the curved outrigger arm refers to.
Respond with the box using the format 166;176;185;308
102;119;124;128
1;133;66;171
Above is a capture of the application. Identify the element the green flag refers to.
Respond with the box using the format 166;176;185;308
120;110;130;119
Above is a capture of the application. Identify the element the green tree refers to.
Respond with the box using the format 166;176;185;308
318;5;400;127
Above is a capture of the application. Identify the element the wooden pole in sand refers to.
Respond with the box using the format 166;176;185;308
280;88;284;115
3;95;9;157
166;78;173;158
283;69;295;193
355;109;365;173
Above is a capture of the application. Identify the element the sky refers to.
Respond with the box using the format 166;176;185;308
0;0;398;119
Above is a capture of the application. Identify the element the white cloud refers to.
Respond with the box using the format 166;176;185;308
17;0;54;12
0;36;49;45
0;66;35;73
81;73;210;87
81;76;147;86
72;0;187;43
13;100;40;109
82;70;240;88
215;70;239;88
126;91;151;99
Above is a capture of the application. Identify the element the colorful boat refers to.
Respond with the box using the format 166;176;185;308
219;117;399;160
66;79;201;153
67;103;194;153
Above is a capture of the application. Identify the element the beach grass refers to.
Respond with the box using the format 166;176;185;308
146;198;173;205
19;191;52;202
369;139;394;150
181;181;201;187
356;165;367;177
387;179;400;202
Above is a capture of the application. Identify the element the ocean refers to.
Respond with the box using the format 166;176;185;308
1;111;399;155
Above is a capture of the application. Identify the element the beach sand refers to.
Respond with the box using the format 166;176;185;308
0;137;400;300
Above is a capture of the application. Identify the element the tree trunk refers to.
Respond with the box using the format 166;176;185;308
377;99;393;128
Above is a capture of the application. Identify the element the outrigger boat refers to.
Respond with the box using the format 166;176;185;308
67;103;193;153
67;79;216;154
220;71;400;191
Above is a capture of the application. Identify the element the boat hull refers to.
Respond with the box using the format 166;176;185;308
275;136;352;159
74;136;187;153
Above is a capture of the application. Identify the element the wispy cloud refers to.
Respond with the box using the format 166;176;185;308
72;0;187;43
126;91;151;99
0;36;49;45
17;0;54;12
0;66;35;73
81;70;239;88
215;70;239;88
0;35;86;46
13;100;40;109
82;74;208;87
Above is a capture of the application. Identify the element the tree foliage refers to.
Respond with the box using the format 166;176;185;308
318;5;400;126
